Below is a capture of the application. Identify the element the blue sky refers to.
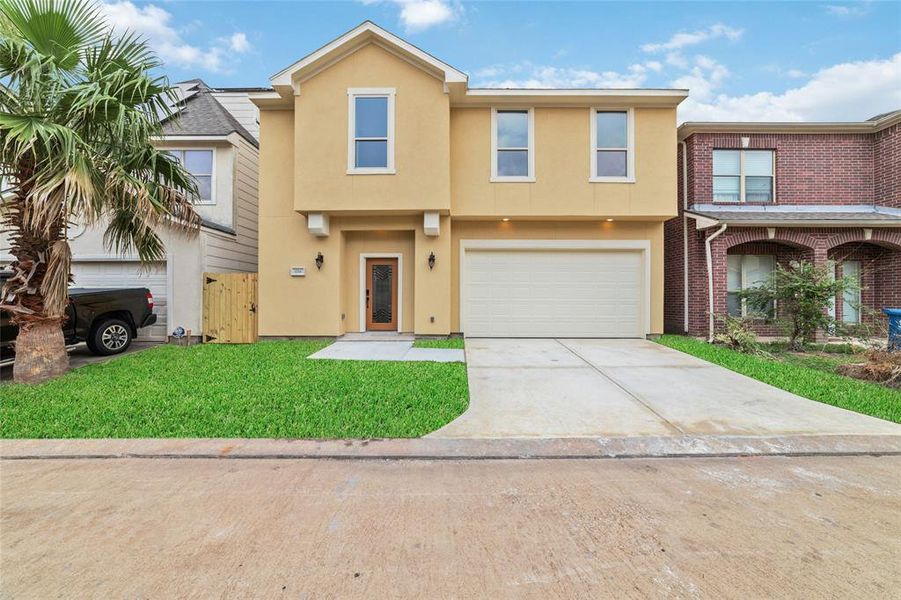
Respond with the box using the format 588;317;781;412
101;0;901;122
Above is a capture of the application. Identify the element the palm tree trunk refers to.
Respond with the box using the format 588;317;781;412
1;189;70;384
13;320;69;383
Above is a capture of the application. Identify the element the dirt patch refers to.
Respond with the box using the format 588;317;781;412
837;350;901;388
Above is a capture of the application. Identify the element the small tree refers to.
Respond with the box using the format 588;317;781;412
741;260;856;351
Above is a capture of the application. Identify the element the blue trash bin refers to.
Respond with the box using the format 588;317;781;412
884;308;901;351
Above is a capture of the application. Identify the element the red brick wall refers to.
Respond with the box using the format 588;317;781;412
874;123;900;208
663;143;686;333
875;250;901;311
685;132;875;205
665;125;899;335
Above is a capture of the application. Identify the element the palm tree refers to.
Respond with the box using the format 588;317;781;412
0;0;200;383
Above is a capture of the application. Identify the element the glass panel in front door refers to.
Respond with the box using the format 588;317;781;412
371;264;393;324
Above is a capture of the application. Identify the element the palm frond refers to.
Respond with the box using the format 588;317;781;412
0;0;106;70
1;0;200;327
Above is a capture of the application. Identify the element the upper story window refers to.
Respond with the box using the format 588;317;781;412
713;149;774;203
590;109;634;182
491;108;534;182
347;88;395;174
168;149;214;204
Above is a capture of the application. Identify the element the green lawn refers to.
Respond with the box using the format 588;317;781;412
413;337;465;349
0;341;469;439
657;335;901;424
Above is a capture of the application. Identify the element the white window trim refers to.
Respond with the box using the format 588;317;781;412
347;88;396;175
359;253;403;333
167;147;217;205
589;107;635;183
490;107;535;182
713;149;776;203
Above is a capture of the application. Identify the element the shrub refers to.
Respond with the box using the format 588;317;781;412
713;314;762;354
741;260;856;351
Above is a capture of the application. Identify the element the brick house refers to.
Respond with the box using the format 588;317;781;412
665;110;901;339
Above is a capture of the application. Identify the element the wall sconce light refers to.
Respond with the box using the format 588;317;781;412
315;252;324;270
428;251;436;270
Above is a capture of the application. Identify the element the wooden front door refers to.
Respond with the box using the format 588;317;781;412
365;258;398;331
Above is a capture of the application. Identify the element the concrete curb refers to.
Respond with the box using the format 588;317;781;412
3;434;901;460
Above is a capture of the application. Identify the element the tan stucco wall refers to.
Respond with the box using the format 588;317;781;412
450;107;677;219
293;43;451;214
258;210;451;336
256;42;674;338
449;220;665;334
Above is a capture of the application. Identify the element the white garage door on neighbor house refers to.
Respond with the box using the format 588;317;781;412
461;242;648;338
70;261;168;341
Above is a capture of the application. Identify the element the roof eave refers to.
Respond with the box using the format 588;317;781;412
452;87;688;107
679;111;901;140
685;212;901;229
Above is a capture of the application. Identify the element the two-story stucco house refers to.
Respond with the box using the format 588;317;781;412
2;79;261;341
666;110;901;340
251;22;686;339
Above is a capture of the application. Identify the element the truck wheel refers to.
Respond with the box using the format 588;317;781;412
88;318;132;356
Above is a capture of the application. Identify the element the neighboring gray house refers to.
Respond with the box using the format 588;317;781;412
1;80;261;341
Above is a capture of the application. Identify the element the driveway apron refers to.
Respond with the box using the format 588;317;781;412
429;338;901;439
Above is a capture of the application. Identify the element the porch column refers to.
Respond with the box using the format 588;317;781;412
812;242;830;343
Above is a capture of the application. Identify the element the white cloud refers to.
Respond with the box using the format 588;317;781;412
363;0;461;32
678;53;901;122
669;55;730;103
641;23;743;53
473;61;656;89
227;32;251;53
100;1;251;73
825;3;871;17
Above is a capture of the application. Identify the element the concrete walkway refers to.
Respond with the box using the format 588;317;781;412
309;341;464;363
430;338;901;439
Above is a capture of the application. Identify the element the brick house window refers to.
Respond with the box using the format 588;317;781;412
713;150;774;203
727;254;775;317
840;261;861;323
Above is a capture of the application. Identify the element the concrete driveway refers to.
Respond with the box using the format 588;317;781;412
430;338;901;439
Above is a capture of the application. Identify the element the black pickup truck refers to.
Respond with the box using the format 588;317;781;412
1;270;158;356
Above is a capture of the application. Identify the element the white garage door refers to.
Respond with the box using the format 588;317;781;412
463;248;645;338
70;261;168;341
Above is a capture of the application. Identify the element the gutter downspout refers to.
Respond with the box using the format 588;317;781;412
680;141;689;333
705;223;728;342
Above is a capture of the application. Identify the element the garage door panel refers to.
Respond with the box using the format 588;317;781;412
463;248;644;338
70;261;167;341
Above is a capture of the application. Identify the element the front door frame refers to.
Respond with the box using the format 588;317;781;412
359;253;403;332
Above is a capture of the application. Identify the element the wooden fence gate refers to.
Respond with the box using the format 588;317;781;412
202;272;258;343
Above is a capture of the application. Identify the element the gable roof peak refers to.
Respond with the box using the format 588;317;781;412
269;20;467;94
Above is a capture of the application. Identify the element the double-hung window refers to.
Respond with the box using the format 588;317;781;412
590;109;633;181
168;149;214;204
347;88;395;174
727;254;775;317
713;150;774;202
491;108;534;181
